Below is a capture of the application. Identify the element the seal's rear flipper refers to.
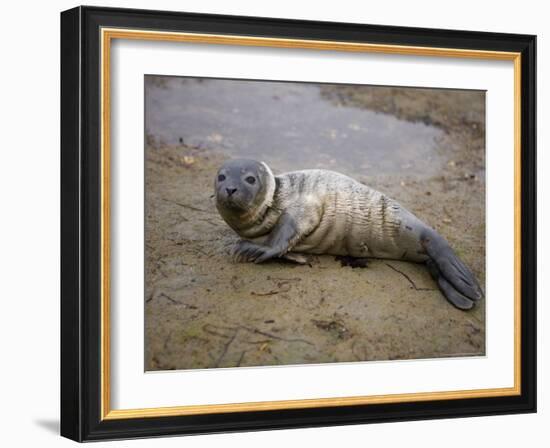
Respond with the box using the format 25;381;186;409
437;276;475;310
422;230;483;308
426;259;476;310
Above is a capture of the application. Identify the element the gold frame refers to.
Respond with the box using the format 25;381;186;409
100;27;522;421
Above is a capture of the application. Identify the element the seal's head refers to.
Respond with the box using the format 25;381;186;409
214;159;276;227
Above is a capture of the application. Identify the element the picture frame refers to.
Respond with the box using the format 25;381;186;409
60;5;536;442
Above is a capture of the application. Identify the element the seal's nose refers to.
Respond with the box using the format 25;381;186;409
226;188;237;197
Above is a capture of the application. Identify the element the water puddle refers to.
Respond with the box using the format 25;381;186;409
145;76;445;178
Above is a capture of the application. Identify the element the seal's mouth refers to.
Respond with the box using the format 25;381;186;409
216;193;249;212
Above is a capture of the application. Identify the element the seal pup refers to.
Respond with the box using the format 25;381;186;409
214;159;483;310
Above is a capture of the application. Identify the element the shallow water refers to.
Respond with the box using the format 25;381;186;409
145;76;444;177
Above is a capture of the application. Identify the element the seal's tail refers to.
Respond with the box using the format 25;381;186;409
421;229;483;310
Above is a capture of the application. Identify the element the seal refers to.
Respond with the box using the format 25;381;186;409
214;159;483;310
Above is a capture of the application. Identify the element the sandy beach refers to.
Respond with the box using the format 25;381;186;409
144;78;486;370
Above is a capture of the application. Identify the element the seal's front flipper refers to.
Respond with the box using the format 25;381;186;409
421;230;483;302
233;207;321;264
232;240;267;263
253;213;299;263
231;214;300;264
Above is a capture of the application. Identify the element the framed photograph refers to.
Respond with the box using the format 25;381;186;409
60;6;536;441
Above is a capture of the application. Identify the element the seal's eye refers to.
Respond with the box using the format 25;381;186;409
245;176;256;185
217;174;226;182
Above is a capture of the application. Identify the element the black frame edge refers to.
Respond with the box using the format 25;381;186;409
60;5;537;442
61;6;83;442
80;4;537;48
519;35;537;414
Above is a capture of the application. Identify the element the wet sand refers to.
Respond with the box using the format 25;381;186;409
144;78;485;371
